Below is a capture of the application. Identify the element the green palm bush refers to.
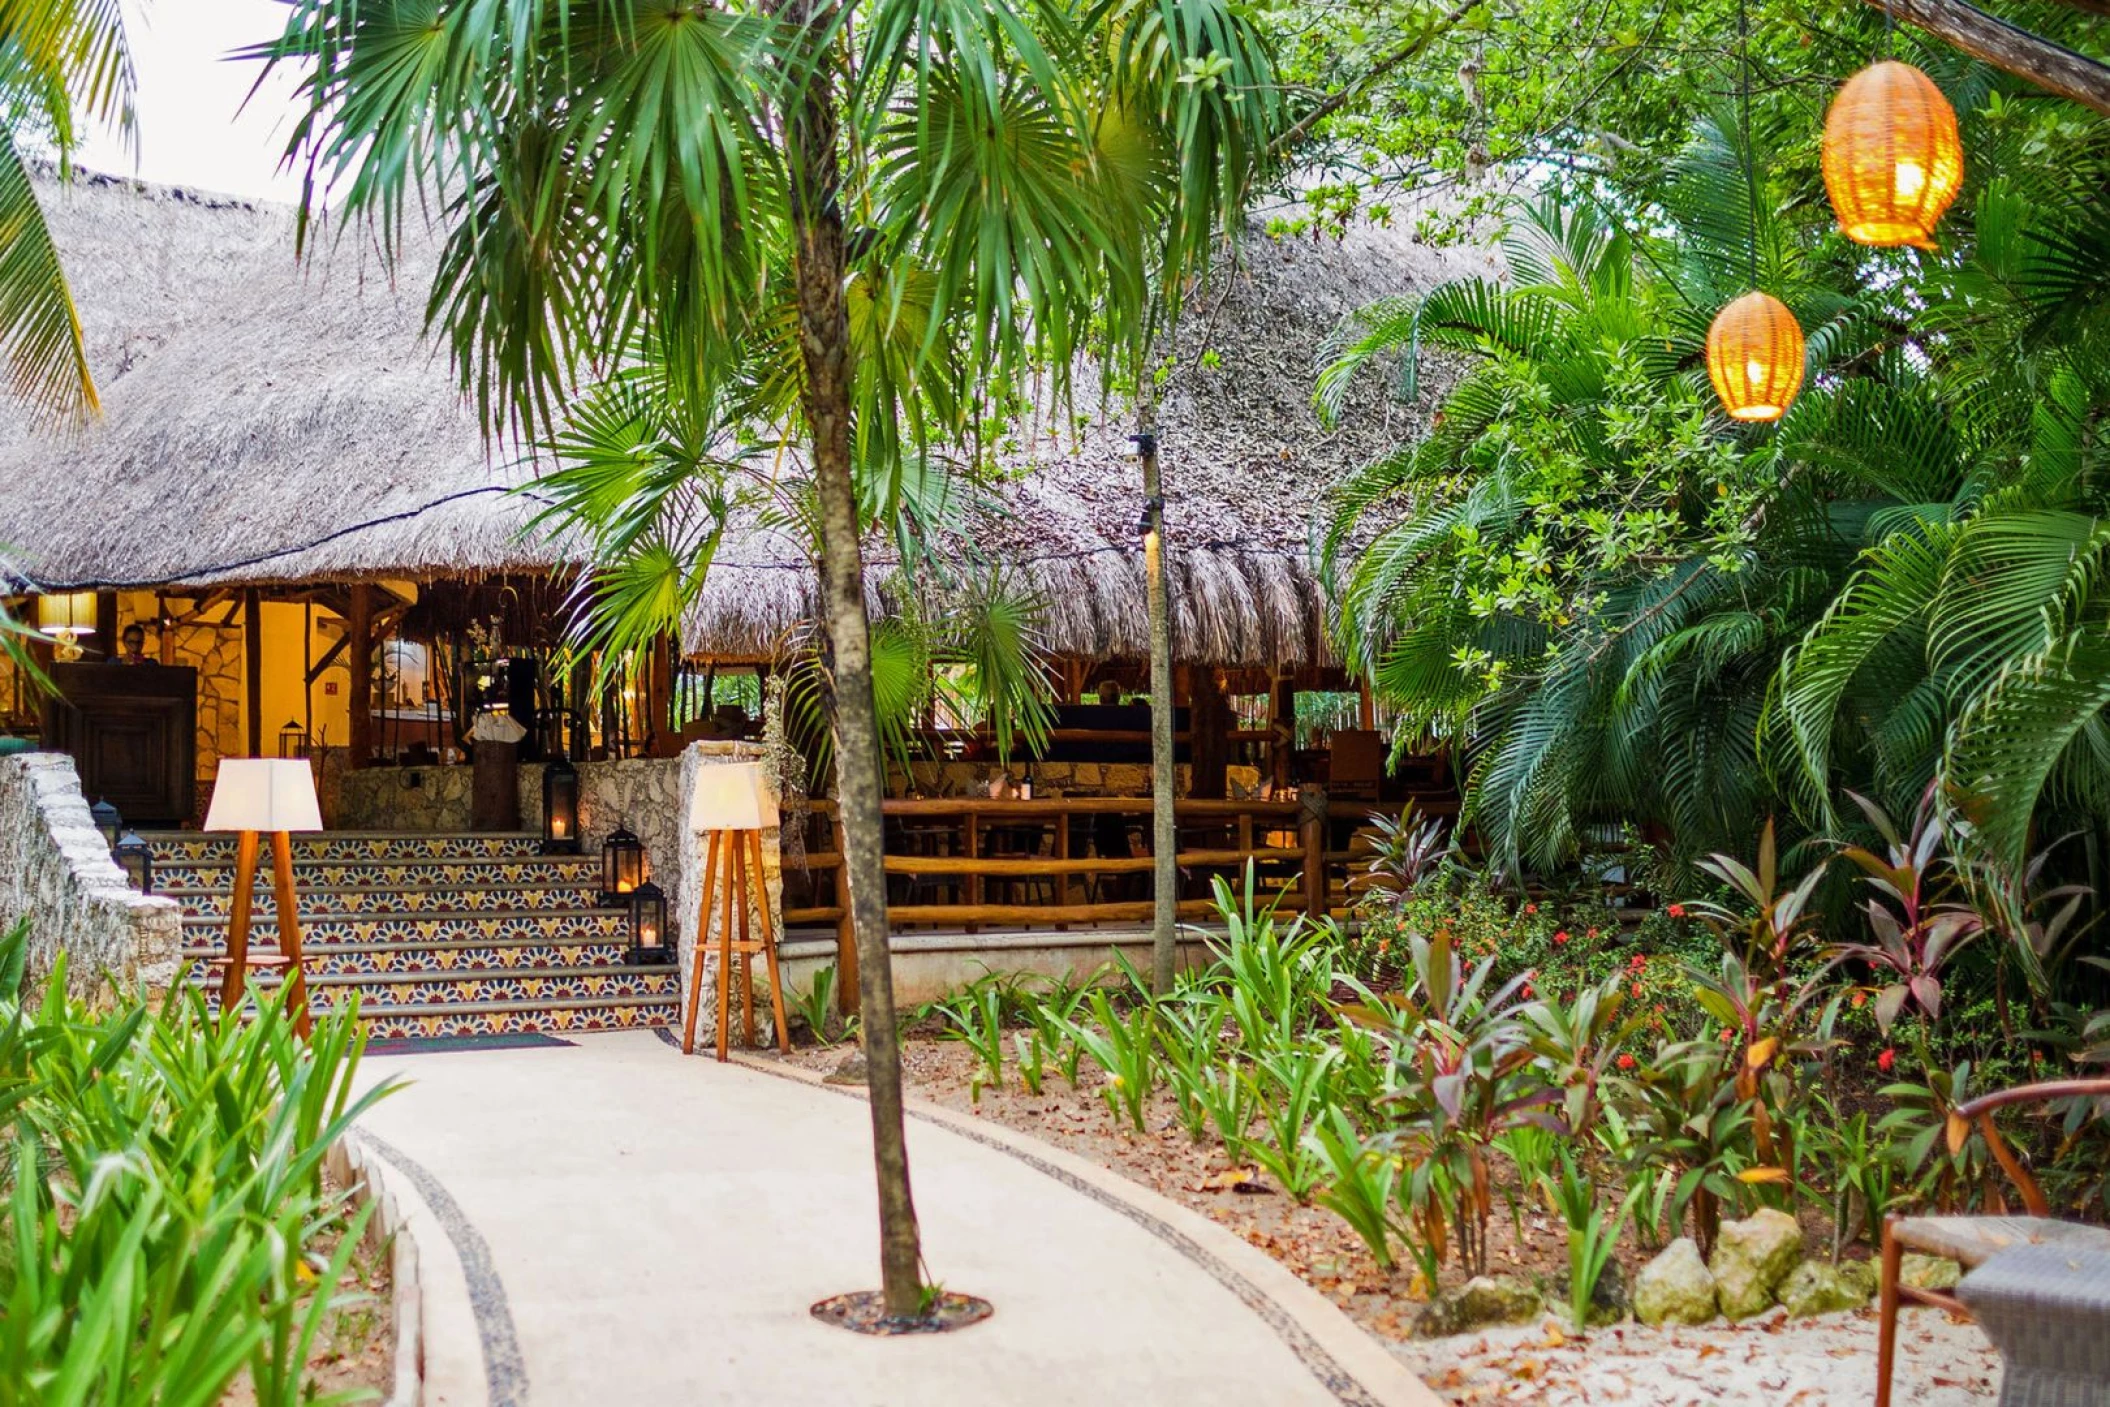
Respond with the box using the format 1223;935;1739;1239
0;923;394;1403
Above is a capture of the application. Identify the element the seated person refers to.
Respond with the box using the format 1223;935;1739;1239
113;624;156;666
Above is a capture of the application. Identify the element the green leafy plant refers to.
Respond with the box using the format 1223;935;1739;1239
1544;1151;1627;1333
932;977;1008;1100
1312;1107;1401;1269
1246;1046;1340;1203
1066;991;1158;1133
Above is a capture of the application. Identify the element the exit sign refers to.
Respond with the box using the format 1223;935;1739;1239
324;681;339;695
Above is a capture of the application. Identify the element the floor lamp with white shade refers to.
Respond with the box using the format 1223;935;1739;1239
680;761;791;1060
204;758;322;1037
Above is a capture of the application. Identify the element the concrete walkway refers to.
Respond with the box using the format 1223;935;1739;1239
353;1029;1437;1407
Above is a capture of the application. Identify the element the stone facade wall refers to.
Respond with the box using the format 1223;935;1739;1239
0;754;183;997
144;611;246;817
333;763;477;831
675;742;785;1048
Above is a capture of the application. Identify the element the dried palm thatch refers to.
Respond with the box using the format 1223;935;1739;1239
0;172;1486;667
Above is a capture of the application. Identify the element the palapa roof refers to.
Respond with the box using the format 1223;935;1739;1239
0;171;1488;667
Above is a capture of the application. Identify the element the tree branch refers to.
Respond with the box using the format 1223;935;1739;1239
1861;0;2110;116
1271;0;1493;155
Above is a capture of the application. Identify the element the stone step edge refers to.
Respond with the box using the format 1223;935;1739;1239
181;907;631;929
185;963;678;988
181;935;632;957
139;830;543;842
216;993;679;1018
160;879;604;897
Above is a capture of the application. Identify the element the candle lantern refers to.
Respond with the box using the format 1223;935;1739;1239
90;798;122;847
601;823;645;905
278;718;310;759
626;881;672;965
113;830;153;892
541;755;581;854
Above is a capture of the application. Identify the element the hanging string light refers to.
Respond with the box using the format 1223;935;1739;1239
1706;0;1805;424
1822;59;1964;249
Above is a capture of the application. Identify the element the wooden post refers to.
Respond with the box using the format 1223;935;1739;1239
243;589;263;757
1300;787;1328;921
346;585;374;770
963;809;981;935
1270;672;1295;794
831;809;859;1017
1055;818;1071;931
221;829;260;1010
95;591;118;661
1189;667;1230;801
270;830;312;1038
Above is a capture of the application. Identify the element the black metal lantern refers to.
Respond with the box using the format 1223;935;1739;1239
278;718;309;759
601;823;645;906
626;881;671;965
113;830;153;892
540;755;581;854
90;797;121;847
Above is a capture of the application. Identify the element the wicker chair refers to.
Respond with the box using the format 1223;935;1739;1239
1876;1078;2110;1407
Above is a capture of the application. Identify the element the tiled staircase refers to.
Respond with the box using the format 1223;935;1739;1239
154;831;679;1039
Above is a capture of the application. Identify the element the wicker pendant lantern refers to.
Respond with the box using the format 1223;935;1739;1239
1706;291;1805;423
1821;61;1964;249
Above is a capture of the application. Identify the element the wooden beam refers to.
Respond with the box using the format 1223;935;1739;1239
243;588;262;757
346;585;374;770
1863;0;2110;115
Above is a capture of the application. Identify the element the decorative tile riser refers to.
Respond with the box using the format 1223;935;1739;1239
183;913;630;945
152;859;603;891
146;834;548;863
363;1004;673;1040
190;968;678;1006
180;941;633;977
177;886;601;918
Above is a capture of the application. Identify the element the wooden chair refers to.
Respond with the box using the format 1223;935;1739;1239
1877;1078;2110;1407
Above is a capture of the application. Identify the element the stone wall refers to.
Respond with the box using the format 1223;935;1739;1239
0;754;183;997
675;741;785;1048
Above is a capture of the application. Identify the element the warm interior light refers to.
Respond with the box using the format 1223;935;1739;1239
1893;161;1926;201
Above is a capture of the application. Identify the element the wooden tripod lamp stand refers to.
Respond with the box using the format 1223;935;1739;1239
204;758;322;1037
680;762;791;1060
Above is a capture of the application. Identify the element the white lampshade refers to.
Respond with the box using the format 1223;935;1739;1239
204;758;324;833
687;762;779;833
35;590;96;636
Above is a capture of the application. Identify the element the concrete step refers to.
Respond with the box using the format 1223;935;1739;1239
187;960;678;1007
143;831;553;864
180;934;638;977
180;909;633;947
174;880;605;919
198;987;678;1039
151;855;603;892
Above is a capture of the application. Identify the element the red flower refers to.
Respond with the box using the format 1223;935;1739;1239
1521;983;1535;999
1851;990;1867;1009
1631;982;1645;998
1617;1053;1636;1070
1667;904;1687;919
1877;1048;1897;1073
1523;902;1538;915
1553;930;1570;945
1629;953;1648;972
1587;927;1601;939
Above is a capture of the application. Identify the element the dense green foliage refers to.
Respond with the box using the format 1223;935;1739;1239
1320;62;2110;909
0;925;391;1404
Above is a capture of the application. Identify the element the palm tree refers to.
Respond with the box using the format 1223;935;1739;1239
0;0;136;424
267;0;1282;1320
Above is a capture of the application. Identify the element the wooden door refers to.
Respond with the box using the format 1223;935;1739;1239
42;663;197;825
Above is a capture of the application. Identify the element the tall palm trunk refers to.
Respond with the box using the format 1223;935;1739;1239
782;0;924;1318
1139;425;1179;993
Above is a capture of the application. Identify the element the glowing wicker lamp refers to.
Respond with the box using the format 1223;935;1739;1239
204;758;322;1036
1822;60;1964;249
1706;291;1806;423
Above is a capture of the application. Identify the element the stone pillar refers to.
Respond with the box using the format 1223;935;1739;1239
675;740;785;1050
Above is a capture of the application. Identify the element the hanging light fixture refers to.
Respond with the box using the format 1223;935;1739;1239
1706;0;1806;425
1707;292;1806;422
1822;60;1963;249
35;591;97;662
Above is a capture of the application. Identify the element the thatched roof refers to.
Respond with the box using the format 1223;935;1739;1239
0;171;1488;667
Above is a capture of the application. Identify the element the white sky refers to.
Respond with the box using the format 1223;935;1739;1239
74;0;311;204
